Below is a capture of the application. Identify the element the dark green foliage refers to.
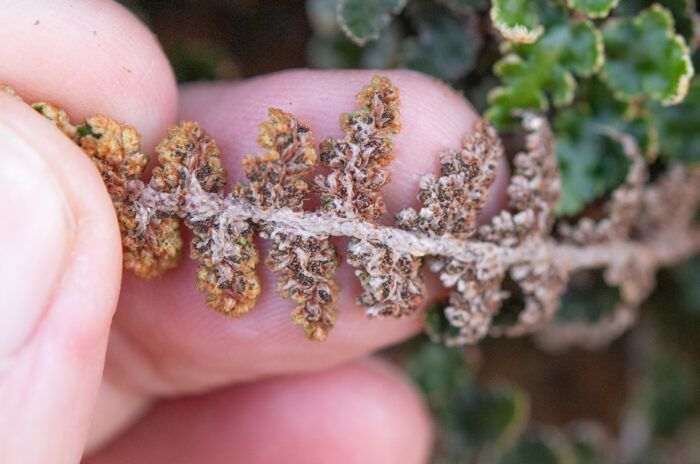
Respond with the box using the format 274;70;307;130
570;435;607;464
424;302;465;344
498;436;571;464
653;0;696;42
601;5;693;105
406;340;473;407
337;0;407;45
309;0;485;81
555;271;620;323
644;352;699;437
652;77;700;165
616;0;696;43
490;0;547;43
402;327;700;463
453;385;529;450
486;3;603;127
400;4;480;80
307;25;402;69
567;0;619;18
406;339;531;462
307;0;403;69
554;101;634;216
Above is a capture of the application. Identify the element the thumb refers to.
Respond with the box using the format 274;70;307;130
0;93;121;462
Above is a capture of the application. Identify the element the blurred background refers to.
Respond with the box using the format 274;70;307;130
119;1;700;462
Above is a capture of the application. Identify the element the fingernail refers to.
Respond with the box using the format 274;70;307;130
0;123;75;360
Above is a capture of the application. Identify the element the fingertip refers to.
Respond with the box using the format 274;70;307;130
0;0;177;151
86;359;433;464
0;92;122;341
0;92;122;462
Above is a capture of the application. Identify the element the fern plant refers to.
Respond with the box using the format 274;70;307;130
4;71;698;347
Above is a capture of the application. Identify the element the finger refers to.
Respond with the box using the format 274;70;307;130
0;0;177;151
85;359;433;464
0;93;121;462
0;0;178;460
106;70;509;394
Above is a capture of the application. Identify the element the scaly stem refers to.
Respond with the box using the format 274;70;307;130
135;181;700;276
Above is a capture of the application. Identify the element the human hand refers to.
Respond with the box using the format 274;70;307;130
0;1;507;462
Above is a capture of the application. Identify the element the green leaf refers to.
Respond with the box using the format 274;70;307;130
307;0;402;69
571;441;598;464
554;105;633;216
617;0;697;43
424;301;463;342
499;435;574;464
567;0;619;18
337;0;407;45
490;0;544;43
601;4;694;105
307;25;402;69
555;271;620;323
566;424;613;464
549;77;652;216
560;21;605;77
406;339;473;408
644;352;699;437
400;9;480;80
651;76;700;165
490;0;545;43
454;385;530;450
654;0;695;43
550;66;577;106
486;18;604;128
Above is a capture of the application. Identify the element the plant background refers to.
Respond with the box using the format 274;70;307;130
119;1;700;462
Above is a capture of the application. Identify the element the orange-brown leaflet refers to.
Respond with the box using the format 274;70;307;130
241;108;340;340
155;121;260;317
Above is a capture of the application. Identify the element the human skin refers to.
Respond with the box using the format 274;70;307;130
0;1;507;462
